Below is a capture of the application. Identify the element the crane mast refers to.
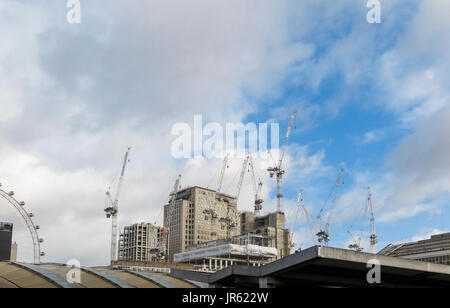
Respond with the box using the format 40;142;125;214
165;174;182;261
368;187;378;253
290;189;304;249
217;154;229;193
317;168;345;246
236;155;250;200
249;155;263;216
348;186;377;253
370;215;377;253
300;192;316;244
105;147;131;265
267;111;296;213
292;189;317;247
292;189;304;238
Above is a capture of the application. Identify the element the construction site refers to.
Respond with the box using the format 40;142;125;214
1;111;450;288
103;112;382;272
104;113;299;271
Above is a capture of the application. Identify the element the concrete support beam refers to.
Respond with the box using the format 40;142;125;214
259;277;277;288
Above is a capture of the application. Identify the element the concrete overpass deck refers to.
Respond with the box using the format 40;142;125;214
170;246;450;288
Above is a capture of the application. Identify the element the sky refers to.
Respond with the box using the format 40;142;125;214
0;0;449;266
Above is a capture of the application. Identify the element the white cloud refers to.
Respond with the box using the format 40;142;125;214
411;228;449;242
333;0;450;226
0;0;321;265
1;0;449;265
360;129;386;145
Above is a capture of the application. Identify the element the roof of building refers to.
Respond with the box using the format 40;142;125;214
379;232;450;258
176;186;237;200
0;222;13;231
0;262;202;288
170;246;450;288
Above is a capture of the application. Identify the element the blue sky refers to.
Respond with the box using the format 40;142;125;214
240;0;449;250
0;0;449;265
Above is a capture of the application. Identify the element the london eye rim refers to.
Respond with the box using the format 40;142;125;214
0;184;43;264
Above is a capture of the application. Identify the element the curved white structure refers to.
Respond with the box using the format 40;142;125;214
174;244;278;263
0;184;43;264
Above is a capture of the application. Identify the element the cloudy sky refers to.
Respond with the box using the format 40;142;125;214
0;0;449;266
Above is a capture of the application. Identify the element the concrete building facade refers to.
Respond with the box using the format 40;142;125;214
0;222;13;261
379;232;450;265
119;223;164;262
241;212;291;259
164;186;241;261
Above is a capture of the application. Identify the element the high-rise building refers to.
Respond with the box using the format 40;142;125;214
241;212;291;259
119;223;164;262
0;222;13;261
379;232;450;265
164;186;241;261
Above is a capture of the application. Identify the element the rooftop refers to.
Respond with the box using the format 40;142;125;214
0;262;205;288
0;222;13;232
379;232;450;258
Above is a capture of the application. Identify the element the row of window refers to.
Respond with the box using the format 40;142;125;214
416;255;450;265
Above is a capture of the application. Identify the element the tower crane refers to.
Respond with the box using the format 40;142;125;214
290;189;304;249
249;154;263;216
348;186;378;253
217;154;229;194
347;230;362;251
348;186;370;252
292;189;304;241
104;147;131;264
164;174;182;261
316;168;345;246
219;156;247;239
369;187;378;253
235;155;250;200
267;111;296;213
291;189;317;249
293;189;316;244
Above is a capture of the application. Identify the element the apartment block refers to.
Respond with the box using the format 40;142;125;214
119;223;164;262
164;186;241;261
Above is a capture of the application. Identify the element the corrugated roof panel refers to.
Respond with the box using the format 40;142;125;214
12;262;76;288
99;269;161;288
40;264;116;288
0;263;57;288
